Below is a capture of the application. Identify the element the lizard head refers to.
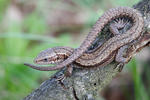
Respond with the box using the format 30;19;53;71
34;48;67;65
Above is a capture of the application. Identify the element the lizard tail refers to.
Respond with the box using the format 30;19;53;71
24;63;64;71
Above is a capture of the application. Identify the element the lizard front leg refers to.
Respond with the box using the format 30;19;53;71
56;64;73;82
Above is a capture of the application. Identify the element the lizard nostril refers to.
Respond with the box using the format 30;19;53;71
33;59;38;64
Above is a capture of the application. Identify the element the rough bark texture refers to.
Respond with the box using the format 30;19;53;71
24;0;150;100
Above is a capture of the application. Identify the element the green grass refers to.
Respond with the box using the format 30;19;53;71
0;8;77;99
127;59;149;100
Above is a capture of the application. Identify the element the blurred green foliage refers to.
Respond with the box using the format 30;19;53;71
1;0;149;100
127;59;149;100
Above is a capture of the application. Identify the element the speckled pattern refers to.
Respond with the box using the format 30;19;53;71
24;7;144;71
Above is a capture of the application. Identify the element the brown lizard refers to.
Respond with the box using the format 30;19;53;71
32;19;130;66
24;32;150;76
24;19;129;75
24;7;144;72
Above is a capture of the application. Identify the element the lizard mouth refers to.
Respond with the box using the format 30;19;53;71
33;60;55;65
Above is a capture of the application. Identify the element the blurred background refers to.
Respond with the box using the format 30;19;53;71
0;0;150;100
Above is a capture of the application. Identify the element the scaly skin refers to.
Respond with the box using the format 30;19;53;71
24;7;144;71
33;18;128;66
33;46;116;67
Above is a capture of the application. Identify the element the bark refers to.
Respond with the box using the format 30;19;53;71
24;0;150;100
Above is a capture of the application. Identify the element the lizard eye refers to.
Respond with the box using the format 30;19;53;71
56;56;59;60
43;58;48;62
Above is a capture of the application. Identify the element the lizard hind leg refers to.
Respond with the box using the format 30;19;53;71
110;18;130;35
56;64;73;82
114;45;133;72
115;45;130;63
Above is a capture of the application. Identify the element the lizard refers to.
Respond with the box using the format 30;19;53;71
24;32;150;76
24;7;144;72
32;18;130;66
24;19;130;76
24;31;150;77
